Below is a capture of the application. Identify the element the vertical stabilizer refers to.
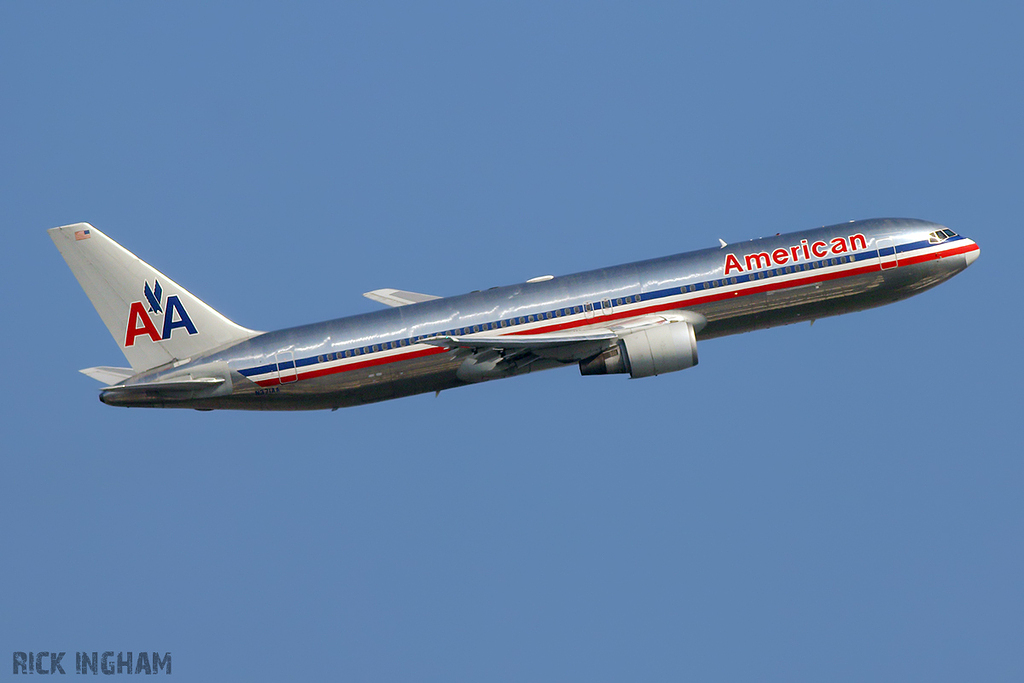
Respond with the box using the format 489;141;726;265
49;223;260;372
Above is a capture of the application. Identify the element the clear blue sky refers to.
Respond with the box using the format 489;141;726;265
2;2;1021;681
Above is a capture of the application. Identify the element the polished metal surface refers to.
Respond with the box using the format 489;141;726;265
96;218;979;410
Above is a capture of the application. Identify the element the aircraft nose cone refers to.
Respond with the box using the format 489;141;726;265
965;239;980;267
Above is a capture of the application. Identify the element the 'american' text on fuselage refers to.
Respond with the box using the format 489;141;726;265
724;233;868;275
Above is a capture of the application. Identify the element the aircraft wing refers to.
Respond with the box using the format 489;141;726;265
423;328;616;351
363;289;441;307
422;311;707;362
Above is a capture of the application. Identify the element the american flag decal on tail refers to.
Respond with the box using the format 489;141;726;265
74;229;91;240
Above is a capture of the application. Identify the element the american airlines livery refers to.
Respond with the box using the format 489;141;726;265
50;218;979;411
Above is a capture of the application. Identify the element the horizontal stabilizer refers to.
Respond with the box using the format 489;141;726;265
97;360;236;405
99;376;229;405
80;366;135;385
103;377;223;393
363;288;441;307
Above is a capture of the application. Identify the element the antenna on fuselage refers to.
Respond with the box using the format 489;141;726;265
718;238;727;249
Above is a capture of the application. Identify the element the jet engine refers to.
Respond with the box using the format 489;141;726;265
579;322;698;378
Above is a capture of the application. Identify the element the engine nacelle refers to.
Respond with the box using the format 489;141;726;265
579;322;698;378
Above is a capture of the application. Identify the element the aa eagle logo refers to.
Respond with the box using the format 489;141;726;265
124;279;197;347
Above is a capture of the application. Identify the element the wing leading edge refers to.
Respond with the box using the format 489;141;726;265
422;311;707;360
362;289;441;307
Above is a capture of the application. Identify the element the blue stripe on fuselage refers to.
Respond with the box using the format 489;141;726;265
238;236;947;381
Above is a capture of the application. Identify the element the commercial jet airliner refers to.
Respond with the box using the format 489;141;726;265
50;218;979;410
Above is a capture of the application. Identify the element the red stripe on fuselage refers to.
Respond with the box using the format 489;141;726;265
254;345;448;387
897;241;978;268
252;240;975;387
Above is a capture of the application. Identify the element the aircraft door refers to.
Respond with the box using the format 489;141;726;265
276;350;298;384
876;237;898;270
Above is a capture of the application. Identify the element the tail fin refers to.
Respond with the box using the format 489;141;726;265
49;223;260;372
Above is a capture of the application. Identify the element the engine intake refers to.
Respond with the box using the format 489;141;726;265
579;322;698;378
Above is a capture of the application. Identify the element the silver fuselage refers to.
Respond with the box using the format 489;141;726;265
105;218;979;410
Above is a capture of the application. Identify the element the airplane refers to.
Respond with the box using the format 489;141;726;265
49;218;979;411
